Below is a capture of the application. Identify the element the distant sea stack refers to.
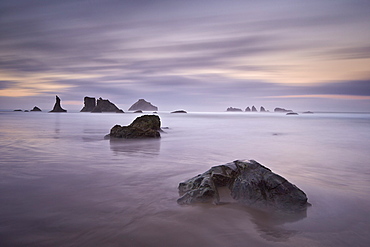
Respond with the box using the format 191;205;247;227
128;99;158;111
92;98;123;113
251;106;257;112
227;107;242;112
171;110;187;114
260;106;266;112
49;95;67;112
80;97;96;112
245;107;251;112
31;106;42;112
274;107;293;113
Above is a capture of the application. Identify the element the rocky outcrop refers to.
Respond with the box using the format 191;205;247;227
177;160;308;211
80;97;96;112
245;107;251;112
251;106;257;112
171;110;187;113
227;107;242;112
91;98;123;113
274;107;292;113
128;99;158;111
31;106;42;112
286;112;298;115
260;106;266;112
49;95;67;112
106;115;161;139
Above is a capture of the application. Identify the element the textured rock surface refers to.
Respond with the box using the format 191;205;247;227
80;96;96;112
92;98;123;113
178;160;308;211
49;95;67;112
128;99;158;111
107;115;161;138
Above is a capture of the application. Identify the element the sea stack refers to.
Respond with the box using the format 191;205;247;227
274;107;293;113
245;107;251;112
91;98;123;113
30;106;42;112
260;106;266;112
251;106;257;112
128;99;158;111
49;95;67;112
227;107;242;112
80;97;96;112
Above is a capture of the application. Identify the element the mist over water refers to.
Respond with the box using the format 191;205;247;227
0;112;369;246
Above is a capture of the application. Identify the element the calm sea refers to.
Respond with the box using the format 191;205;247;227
0;111;369;247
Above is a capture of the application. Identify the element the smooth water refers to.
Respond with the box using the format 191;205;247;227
0;111;369;247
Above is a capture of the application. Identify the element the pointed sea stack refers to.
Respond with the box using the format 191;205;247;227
80;97;96;112
49;95;67;112
91;98;123;113
245;107;251;112
251;106;257;112
260;106;266;112
128;99;158;111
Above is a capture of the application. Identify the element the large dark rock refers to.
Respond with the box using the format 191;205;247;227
92;98;123;113
128;99;158;111
177;160;308;211
227;107;242;112
80;96;96;112
49;95;67;112
260;106;266;112
274;107;293;113
245;107;251;112
106;115;161;139
30;106;42;112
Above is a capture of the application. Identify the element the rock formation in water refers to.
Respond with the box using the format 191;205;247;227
251;106;257;112
128;99;158;111
274;107;293;113
30;106;42;112
177;159;309;211
80;97;96;112
49;95;67;112
227;107;242;112
260;106;266;112
286;112;298;115
245;107;251;112
91;98;123;113
14;109;23;112
106;115;161;138
171;110;187;114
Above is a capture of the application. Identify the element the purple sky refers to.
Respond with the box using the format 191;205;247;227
1;0;370;112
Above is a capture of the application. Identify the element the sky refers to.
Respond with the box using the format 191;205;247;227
1;0;370;112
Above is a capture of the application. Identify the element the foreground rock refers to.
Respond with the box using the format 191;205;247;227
49;95;67;112
92;98;123;113
128;99;158;111
106;115;161;138
80;96;96;112
177;160;308;211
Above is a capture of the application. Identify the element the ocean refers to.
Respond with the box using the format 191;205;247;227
0;111;369;247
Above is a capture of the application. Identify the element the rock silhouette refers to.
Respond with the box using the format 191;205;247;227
91;98;123;113
274;107;293;113
227;107;242;112
80;97;96;112
30;106;42;112
49;95;67;112
128;99;158;111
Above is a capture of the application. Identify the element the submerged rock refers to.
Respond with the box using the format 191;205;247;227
30;106;42;112
80;96;96;112
128;99;158;111
171;110;187;113
49;95;67;112
177;160;308;211
92;97;123;113
106;115;161;139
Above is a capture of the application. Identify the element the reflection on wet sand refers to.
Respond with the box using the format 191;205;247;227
109;138;161;156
